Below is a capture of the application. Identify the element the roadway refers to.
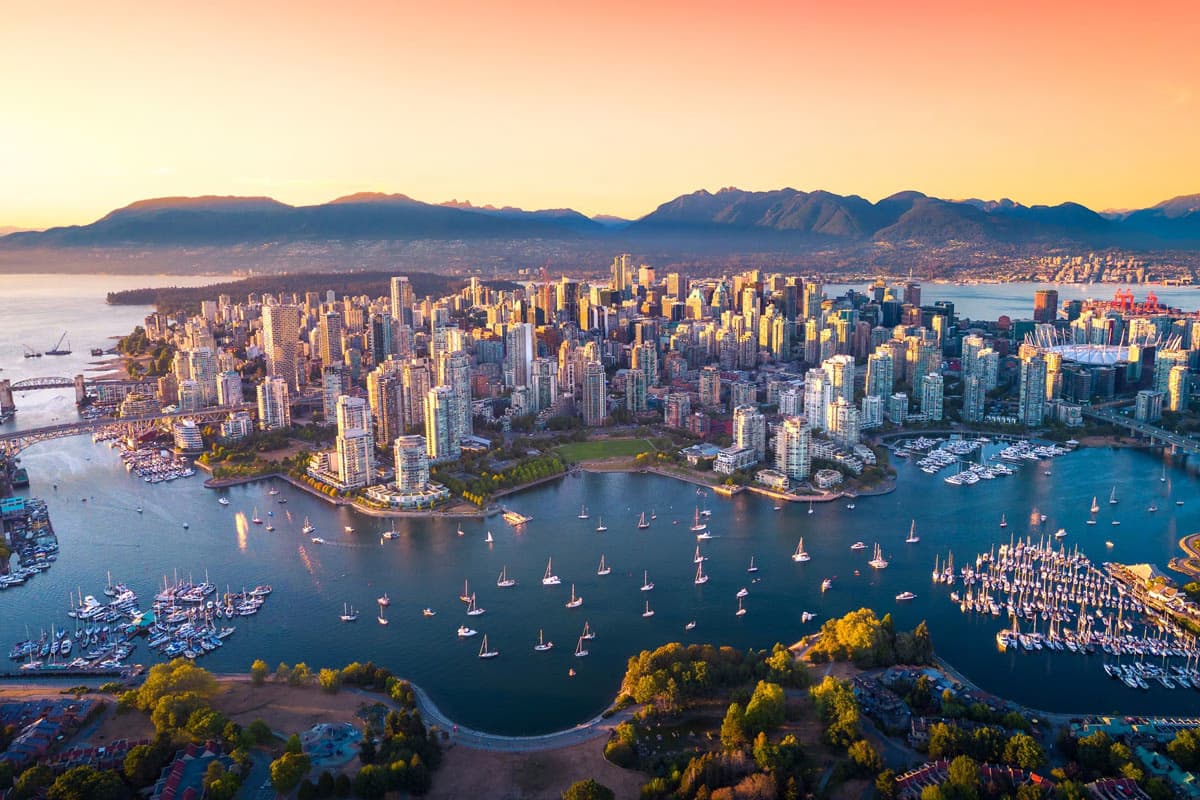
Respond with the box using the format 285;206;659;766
1081;405;1200;455
0;405;252;455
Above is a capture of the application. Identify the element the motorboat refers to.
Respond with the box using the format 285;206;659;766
685;620;697;631
457;625;477;638
896;591;916;601
850;541;867;551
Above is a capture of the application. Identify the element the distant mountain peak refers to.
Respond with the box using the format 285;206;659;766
328;192;417;205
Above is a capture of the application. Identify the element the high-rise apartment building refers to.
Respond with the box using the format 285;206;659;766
393;435;430;492
423;386;460;462
505;322;535;388
257;377;291;431
920;373;944;422
733;404;767;462
320;311;344;366
581;361;607;426
699;365;721;408
262;304;301;392
774;416;811;480
1018;354;1047;426
390;276;414;326
443;349;473;443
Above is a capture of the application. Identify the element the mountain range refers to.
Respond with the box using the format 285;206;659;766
2;187;1199;251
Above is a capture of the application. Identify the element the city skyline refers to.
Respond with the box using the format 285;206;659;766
4;0;1199;229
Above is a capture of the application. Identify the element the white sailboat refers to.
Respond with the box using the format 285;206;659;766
999;514;1007;528
1162;465;1168;482
457;526;465;536
637;512;651;529
642;600;655;618
736;587;749;598
534;629;553;651
581;621;595;640
808;501;814;515
460;579;472;603
377;606;388;626
735;596;747;616
377;592;390;606
597;555;611;576
578;505;589;519
542;558;561;585
905;520;920;544
565;584;583;608
497;566;516;588
251;508;262;524
641;570;654;591
690;508;706;532
1090;496;1100;513
478;635;498;659
485;530;494;543
693;545;706;564
694;562;709;585
791;538;810;562
747;555;758;573
302;517;315;535
1109;486;1118;505
595;516;607;532
466;593;485;616
574;636;589;657
339;603;359;622
868;542;889;570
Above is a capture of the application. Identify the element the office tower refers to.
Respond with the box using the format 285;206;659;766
530;357;557;413
626;368;647;413
216;370;243;407
1169;365;1191;412
366;365;402;444
1018;354;1047;426
424;386;460;462
699;365;721;408
963;375;985;423
802;282;823;320
390;276;414;326
262;304;301;392
865;347;894;398
904;282;921;307
774;416;811;481
505;322;535;387
611;254;631;297
1033;289;1059;324
444;349;473;442
581;361;607;426
665;393;690;428
666;272;684;299
919;373;944;421
257;377;291;431
320;310;344;366
368;313;393;364
393;435;430;492
401;359;432;431
733;404;767;462
823;354;855;404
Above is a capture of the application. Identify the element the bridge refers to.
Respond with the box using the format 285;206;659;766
1081;405;1200;456
10;376;77;390
0;405;254;457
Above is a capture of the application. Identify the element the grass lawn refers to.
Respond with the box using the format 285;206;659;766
557;438;656;461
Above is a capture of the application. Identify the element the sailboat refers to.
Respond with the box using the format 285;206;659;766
377;593;390;606
581;621;595;640
690;508;707;532
641;570;654;591
1148;501;1158;512
264;522;275;532
534;629;553;651
808;501;814;515
821;578;833;592
377;606;388;626
497;566;517;588
1162;465;1168;483
460;580;472;603
735;596;747;616
651;509;658;520
685;620;697;631
574;636;589;657
597;555;611;576
637;512;651;529
251;508;262;525
642;600;655;618
466;593;485;615
218;497;230;506
485;531;494;543
905;520;920;544
478;635;499;659
791;538;810;562
457;526;465;537
1090;496;1100;513
542;558;561;585
999;514;1007;528
595;516;608;532
868;543;889;569
268;487;280;496
693;545;706;564
694;562;709;585
302;517;315;535
382;523;400;540
339;603;359;622
1109;486;1118;505
747;555;758;573
565;584;583;608
578;505;589;519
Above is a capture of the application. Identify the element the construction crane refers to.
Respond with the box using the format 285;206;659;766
45;331;71;356
22;344;42;358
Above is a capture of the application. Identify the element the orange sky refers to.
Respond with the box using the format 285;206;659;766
3;0;1198;229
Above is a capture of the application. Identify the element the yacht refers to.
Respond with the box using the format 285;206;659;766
747;556;758;573
735;596;747;617
696;529;714;540
578;505;589;520
269;488;280;496
466;594;485;615
791;538;810;562
382;524;400;540
999;514;1007;528
310;536;325;544
542;559;561;586
685;621;697;631
821;578;833;592
534;629;553;652
457;625;477;638
251;508;262;524
1086;519;1097;525
344;525;354;533
1054;527;1068;539
690;509;706;532
801;611;816;623
302;517;315;535
574;636;589;658
497;566;516;588
850;541;867;551
1111;520;1121;526
478;635;498;659
1149;502;1158;512
846;503;856;510
595;517;608;532
597;555;611;576
485;531;494;543
1090;496;1100;513
581;621;595;640
637;512;650;529
905;520;920;544
693;545;707;564
218;497;230;506
565;584;583;608
868;543;889;570
460;580;472;603
377;593;390;607
694;562;709;585
641;570;654;591
1109;486;1118;505
1177;500;1185;506
642;600;655;618
422;608;436;617
736;587;749;598
377;607;388;626
896;591;916;601
136;506;143;513
339;603;359;622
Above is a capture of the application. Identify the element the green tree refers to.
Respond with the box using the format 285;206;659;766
286;733;304;754
250;659;269;686
318;668;342;694
1003;732;1046;770
562;778;616;800
743;681;786;735
46;766;128;800
270;752;312;794
875;769;897;800
1168;727;1200;771
848;738;883;775
720;702;749;751
289;662;313;686
135;659;217;710
352;764;388;799
12;765;54;800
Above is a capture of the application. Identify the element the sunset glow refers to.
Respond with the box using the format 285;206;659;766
3;0;1198;228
